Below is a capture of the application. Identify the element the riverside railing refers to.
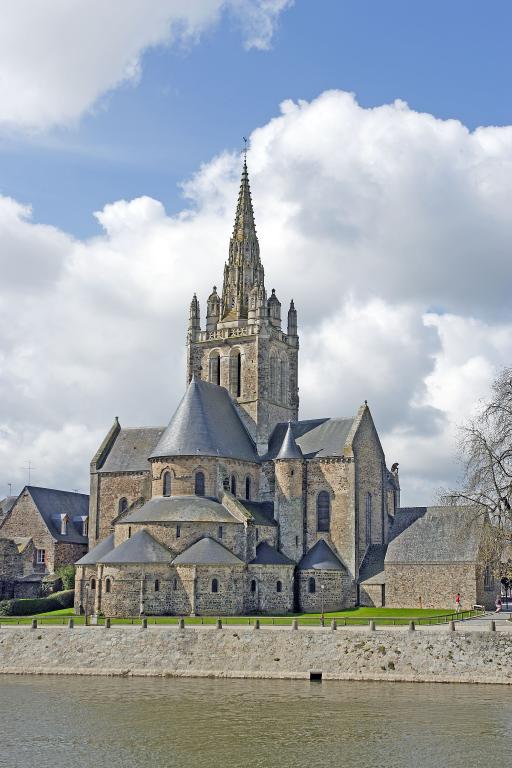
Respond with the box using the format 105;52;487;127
0;608;485;627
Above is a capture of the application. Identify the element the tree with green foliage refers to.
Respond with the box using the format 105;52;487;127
56;564;76;591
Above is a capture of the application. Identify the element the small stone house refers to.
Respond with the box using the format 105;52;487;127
0;486;89;598
358;506;496;611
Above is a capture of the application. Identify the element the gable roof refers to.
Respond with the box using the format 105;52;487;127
76;534;115;565
21;487;89;544
120;496;242;525
99;427;165;473
99;529;173;564
172;536;244;566
150;377;258;463
276;423;303;460
386;506;486;564
266;418;356;460
298;539;346;571
358;544;387;584
250;541;294;566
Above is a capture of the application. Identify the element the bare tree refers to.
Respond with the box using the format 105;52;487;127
446;366;512;542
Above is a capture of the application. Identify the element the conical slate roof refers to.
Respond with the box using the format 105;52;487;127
298;539;345;571
172;536;244;566
75;534;114;565
150;377;258;462
250;541;294;566
99;529;173;564
276;423;303;460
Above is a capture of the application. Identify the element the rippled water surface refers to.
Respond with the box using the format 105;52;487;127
0;676;510;768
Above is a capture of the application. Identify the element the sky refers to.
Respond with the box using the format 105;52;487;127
1;0;512;503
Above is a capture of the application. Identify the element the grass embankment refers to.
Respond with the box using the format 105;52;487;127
0;606;471;626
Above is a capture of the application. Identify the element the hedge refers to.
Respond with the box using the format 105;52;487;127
0;589;74;616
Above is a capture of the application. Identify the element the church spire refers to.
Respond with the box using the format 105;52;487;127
220;155;265;322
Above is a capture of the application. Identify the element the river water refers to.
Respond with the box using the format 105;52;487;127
0;676;510;768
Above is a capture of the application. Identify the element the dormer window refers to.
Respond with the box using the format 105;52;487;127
82;518;88;536
60;516;68;535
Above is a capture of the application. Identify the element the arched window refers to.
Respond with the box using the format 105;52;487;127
365;492;372;545
269;353;277;400
308;577;316;594
105;578;111;593
118;497;128;515
163;471;171;497
173;578;177;591
176;525;181;538
279;357;287;404
230;474;237;496
245;476;251;500
211;578;219;593
484;565;494;590
251;579;257;593
195;471;205;496
218;525;223;539
90;578;96;590
154;579;160;592
230;350;242;398
276;580;282;593
317;492;330;532
128;526;132;538
209;351;221;386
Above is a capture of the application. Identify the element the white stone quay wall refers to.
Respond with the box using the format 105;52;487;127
0;625;511;684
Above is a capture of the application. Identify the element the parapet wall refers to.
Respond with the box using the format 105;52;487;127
0;625;510;684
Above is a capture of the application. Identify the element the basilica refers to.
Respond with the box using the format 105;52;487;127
75;160;494;616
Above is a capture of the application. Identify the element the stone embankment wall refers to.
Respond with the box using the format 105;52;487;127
0;625;511;684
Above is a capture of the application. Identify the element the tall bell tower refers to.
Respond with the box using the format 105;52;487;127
186;155;299;453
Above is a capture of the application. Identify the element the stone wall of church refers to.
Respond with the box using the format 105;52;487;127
54;541;88;571
91;472;151;546
255;525;278;549
115;520;247;561
150;456;260;502
352;409;386;569
246;563;295;613
274;458;304;563
304;458;355;576
384;562;495;610
359;583;385;607
297;569;353;612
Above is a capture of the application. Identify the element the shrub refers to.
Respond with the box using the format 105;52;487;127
56;564;76;591
0;589;74;616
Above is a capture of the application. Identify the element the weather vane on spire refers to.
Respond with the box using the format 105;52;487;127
242;136;248;163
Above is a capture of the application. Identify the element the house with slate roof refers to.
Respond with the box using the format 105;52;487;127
76;159;492;617
0;486;89;598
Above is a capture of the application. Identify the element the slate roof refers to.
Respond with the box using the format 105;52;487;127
172;536;244;566
99;529;173;564
238;500;276;526
75;534;115;565
99;427;165;473
266;418;355;460
120;496;242;525
25;487;89;544
386;506;486;564
250;541;294;566
276;423;303;460
358;544;387;584
0;496;16;522
298;539;346;571
150;377;259;462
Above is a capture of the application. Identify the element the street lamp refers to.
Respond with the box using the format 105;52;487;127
84;584;89;627
320;583;325;621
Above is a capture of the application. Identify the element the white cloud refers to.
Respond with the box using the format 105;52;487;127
1;90;512;503
0;0;292;130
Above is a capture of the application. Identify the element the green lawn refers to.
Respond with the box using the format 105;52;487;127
0;606;475;626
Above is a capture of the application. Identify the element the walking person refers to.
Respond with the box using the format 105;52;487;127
495;596;502;613
455;593;461;614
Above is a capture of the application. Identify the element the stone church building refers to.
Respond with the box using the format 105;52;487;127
75;160;495;617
